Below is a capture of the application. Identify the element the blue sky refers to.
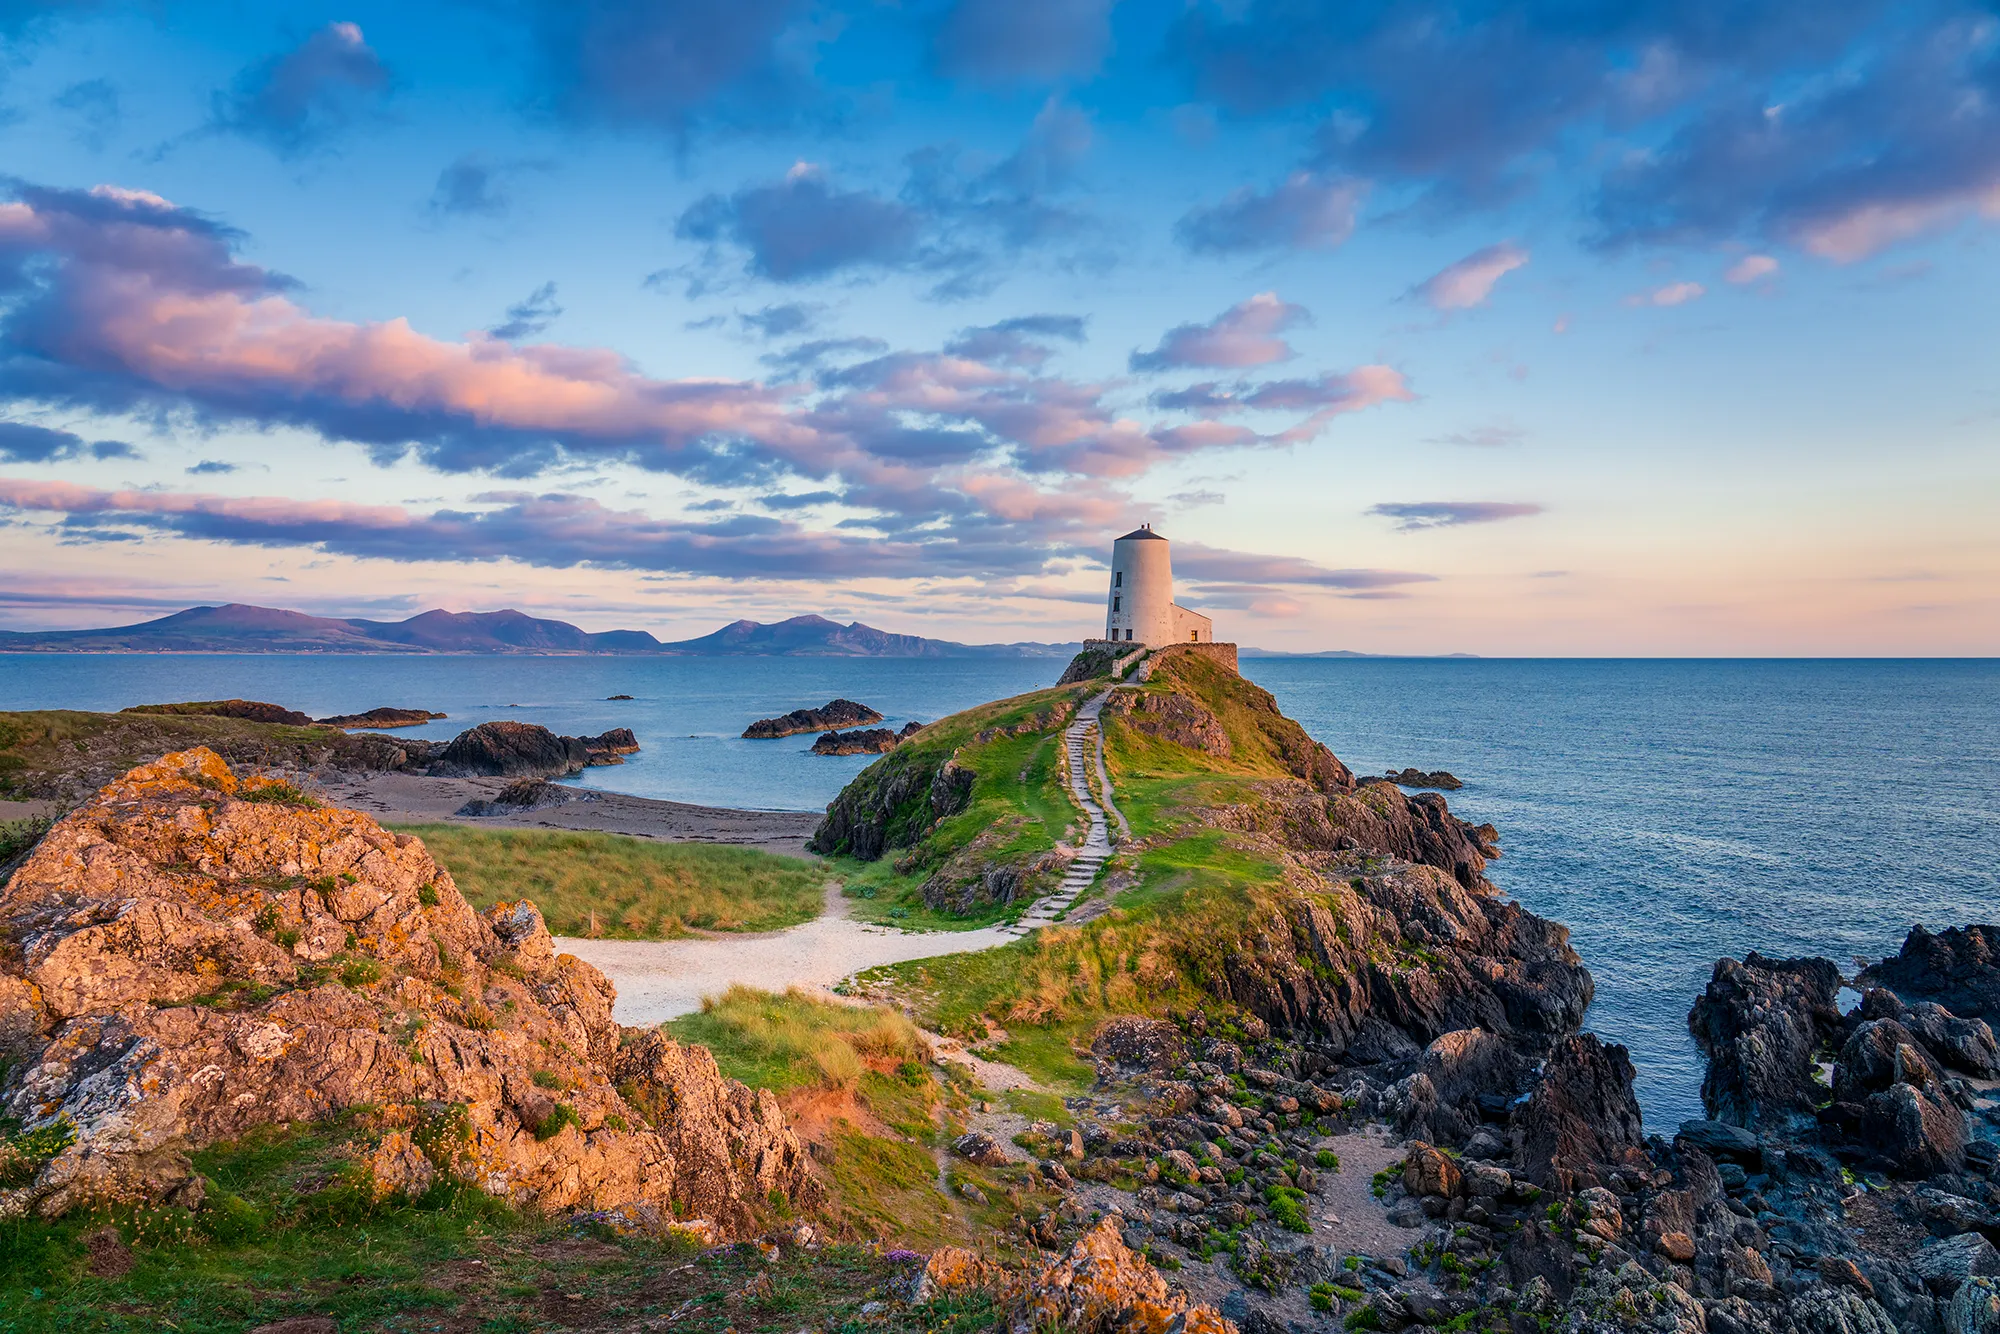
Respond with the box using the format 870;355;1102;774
0;0;1994;653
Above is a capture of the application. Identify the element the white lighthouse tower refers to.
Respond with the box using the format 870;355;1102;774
1102;524;1213;646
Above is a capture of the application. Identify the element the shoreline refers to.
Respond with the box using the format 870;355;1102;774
317;771;824;858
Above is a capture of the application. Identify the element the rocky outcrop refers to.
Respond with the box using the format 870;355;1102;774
1687;952;1844;1133
1102;688;1232;758
918;1218;1234;1334
1513;1033;1648;1191
1200;861;1593;1062
811;728;900;756
424;721;636;779
743;700;884;739
125;699;313;726
1859;926;2000;1023
808;749;976;860
315;707;447;728
1382;768;1463;790
1057;646;1124;685
0;748;807;1230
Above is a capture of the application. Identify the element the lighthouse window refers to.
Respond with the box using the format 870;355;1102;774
1114;572;1122;587
1112;595;1120;612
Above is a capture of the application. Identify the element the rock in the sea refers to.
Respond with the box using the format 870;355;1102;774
1383;768;1464;790
1514;1033;1648;1191
1687;951;1844;1133
425;721;635;779
811;728;900;756
315;707;447;728
0;747;808;1230
606;694;634;700
1675;1119;1760;1157
743;699;884;739
124;699;313;726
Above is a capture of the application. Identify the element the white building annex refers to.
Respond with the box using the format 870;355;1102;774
1101;524;1214;647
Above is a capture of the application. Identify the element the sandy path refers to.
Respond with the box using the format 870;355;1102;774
557;881;1021;1026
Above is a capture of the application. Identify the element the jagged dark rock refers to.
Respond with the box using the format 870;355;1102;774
743;699;884;739
314;707;447;728
454;777;592;817
1512;1033;1647;1191
809;748;976;860
811;728;900;756
1688;951;1844;1133
1859;926;2000;1023
1056;645;1123;684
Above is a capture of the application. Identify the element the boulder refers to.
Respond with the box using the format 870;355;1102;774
1687;952;1844;1133
1915;1233;2000;1295
455;778;584;817
1010;1217;1237;1334
1836;1018;1940;1103
1384;768;1463;790
1404;1142;1462;1198
0;748;808;1231
953;1131;1011;1167
1514;1033;1648;1191
1949;1277;2000;1334
1860;1081;1966;1177
1676;1119;1760;1158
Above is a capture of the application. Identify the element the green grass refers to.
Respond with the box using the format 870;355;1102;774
663;985;926;1093
396;823;826;938
0;1110;1003;1332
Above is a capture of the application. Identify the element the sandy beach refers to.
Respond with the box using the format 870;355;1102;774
559;881;1020;1025
315;770;825;857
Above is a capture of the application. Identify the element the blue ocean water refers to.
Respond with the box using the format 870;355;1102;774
2;652;1994;1129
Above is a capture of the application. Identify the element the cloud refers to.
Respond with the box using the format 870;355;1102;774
1428;425;1524;447
1724;254;1780;284
0;179;1412;561
944;314;1087;368
209;21;390;154
677;163;923;282
488;282;563;342
740;303;822;338
1172;541;1436;590
53;78;119;149
1368;501;1544;531
933;0;1116;84
1150;367;1414;441
186;460;238;475
0;419;133;462
1175;170;1365;254
1628;281;1705;306
759;336;889;376
525;0;819;136
1414;243;1528;309
1131;293;1308;371
428;156;549;218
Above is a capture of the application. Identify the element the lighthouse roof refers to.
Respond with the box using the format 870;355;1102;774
1116;525;1166;542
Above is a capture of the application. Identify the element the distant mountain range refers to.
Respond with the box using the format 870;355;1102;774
0;602;1472;658
0;604;1083;657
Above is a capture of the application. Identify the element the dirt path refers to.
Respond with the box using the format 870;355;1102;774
557;881;1022;1026
1008;687;1120;934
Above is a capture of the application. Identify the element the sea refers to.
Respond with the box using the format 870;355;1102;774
2;652;1995;1132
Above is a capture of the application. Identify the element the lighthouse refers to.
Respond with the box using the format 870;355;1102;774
1102;524;1214;646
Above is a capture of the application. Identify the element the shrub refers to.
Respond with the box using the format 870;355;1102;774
1316;1148;1340;1171
531;1103;579;1141
338;957;381;988
531;1070;561;1089
239;781;317;806
418;882;439;906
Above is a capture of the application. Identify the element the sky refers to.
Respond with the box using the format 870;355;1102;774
0;0;1994;655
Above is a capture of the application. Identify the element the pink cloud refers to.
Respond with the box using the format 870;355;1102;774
1724;254;1779;284
1414;242;1529;310
1626;280;1705;307
1130;293;1309;371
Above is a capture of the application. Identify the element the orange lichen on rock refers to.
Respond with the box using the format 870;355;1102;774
0;748;809;1231
917;1218;1235;1334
